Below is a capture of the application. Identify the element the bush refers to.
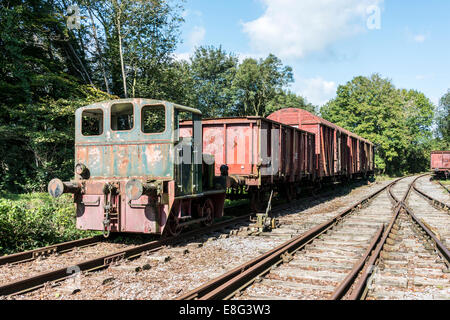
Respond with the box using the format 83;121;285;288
0;193;96;255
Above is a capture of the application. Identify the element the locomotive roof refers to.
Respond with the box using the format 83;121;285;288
77;98;202;115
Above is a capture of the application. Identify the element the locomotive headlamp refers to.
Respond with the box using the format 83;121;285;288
75;163;89;179
75;163;87;175
126;179;143;201
125;179;159;201
48;178;81;198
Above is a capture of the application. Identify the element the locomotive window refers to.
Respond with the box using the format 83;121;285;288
141;105;166;134
111;103;134;131
82;109;103;136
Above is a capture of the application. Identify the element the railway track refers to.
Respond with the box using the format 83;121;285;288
0;236;105;266
356;175;449;300
0;211;254;297
1;179;387;299
437;181;450;194
177;175;450;300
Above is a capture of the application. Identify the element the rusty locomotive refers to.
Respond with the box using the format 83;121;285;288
48;99;374;237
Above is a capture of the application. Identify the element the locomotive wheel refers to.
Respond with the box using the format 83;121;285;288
164;211;182;237
201;199;214;227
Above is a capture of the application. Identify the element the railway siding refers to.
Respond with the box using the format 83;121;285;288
7;180;392;300
365;211;449;300
236;189;395;300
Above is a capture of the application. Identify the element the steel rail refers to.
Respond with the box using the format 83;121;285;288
329;226;384;300
0;236;104;266
0;213;252;297
437;181;449;194
412;177;450;213
348;174;450;300
347;204;403;300
176;178;403;300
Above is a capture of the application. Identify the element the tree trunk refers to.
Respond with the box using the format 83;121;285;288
116;15;127;98
88;7;110;94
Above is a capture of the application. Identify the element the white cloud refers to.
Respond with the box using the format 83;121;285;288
173;52;191;62
295;77;337;106
405;28;429;44
188;26;206;48
174;25;206;62
413;34;426;43
242;0;383;59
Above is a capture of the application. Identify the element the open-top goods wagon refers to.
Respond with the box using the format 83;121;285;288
431;151;450;178
268;108;374;180
180;117;316;209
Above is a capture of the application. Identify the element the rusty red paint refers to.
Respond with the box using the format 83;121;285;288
268;108;374;178
431;151;450;172
181;116;316;187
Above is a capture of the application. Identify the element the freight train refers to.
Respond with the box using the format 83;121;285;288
48;99;374;237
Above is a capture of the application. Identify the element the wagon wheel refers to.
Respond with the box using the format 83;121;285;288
164;211;182;238
201;199;214;227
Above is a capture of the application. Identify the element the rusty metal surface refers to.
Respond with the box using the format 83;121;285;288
181;117;316;186
412;179;450;212
52;99;227;235
348;204;403;300
329;226;384;300
431;151;450;172
75;99;178;179
267;108;374;178
438;181;450;193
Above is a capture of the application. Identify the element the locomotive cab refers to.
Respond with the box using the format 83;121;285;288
48;99;226;236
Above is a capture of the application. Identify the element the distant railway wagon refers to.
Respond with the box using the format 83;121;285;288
180;117;316;209
431;151;450;178
268;108;374;180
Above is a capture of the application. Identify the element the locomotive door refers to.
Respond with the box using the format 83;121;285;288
175;110;202;196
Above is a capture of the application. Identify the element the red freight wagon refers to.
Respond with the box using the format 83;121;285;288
180;117;316;207
431;151;450;178
268;108;374;179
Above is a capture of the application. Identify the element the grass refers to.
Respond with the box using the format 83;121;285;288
0;192;96;256
373;174;396;182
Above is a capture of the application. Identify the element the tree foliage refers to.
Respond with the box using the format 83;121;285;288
321;74;435;175
1;1;441;195
434;90;450;149
232;54;294;116
0;1;114;192
175;46;314;118
189;46;238;117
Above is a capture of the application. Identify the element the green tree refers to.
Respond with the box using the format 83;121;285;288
0;1;114;192
266;90;317;115
434;90;450;148
232;54;293;116
188;46;238;117
80;0;184;98
321;74;434;175
399;89;434;173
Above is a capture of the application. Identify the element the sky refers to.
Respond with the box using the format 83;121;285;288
175;0;450;108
